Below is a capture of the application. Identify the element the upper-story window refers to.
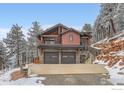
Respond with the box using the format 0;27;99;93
44;38;55;44
68;34;73;41
45;40;55;44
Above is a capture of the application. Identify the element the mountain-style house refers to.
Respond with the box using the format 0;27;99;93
37;23;92;64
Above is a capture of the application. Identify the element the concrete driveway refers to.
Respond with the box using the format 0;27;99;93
40;74;112;85
28;64;111;85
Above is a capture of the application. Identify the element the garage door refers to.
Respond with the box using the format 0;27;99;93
61;52;76;64
44;52;59;64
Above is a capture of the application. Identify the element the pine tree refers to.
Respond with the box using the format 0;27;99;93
0;41;8;70
27;21;43;62
82;24;92;32
93;3;122;42
81;24;92;50
3;24;25;69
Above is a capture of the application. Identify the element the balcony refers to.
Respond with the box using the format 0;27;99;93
42;35;58;38
37;43;82;50
37;38;60;47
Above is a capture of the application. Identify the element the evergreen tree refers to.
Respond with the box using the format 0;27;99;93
27;21;43;62
0;41;8;70
3;24;25;68
82;24;92;32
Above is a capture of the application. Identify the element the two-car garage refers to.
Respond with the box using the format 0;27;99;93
44;52;76;64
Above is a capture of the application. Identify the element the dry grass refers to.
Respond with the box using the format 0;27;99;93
11;70;27;80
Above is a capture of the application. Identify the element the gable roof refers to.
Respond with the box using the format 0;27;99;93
61;28;81;35
81;31;92;38
41;23;70;35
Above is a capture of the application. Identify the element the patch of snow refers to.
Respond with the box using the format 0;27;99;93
95;37;108;44
0;68;45;85
117;36;124;41
92;31;124;85
23;64;29;69
107;66;124;85
103;59;124;85
9;77;46;85
108;31;124;42
93;60;108;65
113;51;124;56
100;61;124;85
0;68;20;82
0;70;4;75
8;55;16;69
28;74;39;77
91;46;102;50
92;32;124;50
91;37;108;50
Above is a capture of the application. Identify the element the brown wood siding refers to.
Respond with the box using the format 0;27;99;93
43;28;58;35
62;31;80;45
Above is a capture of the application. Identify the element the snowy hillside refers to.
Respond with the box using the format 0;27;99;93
0;68;45;85
92;32;124;85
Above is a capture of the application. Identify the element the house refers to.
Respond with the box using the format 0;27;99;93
37;23;92;64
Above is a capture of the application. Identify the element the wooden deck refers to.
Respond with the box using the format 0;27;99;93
28;64;108;75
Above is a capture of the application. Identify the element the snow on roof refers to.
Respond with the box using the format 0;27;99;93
108;31;124;42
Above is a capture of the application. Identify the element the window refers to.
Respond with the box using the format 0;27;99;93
69;34;73;41
44;38;56;44
45;40;55;44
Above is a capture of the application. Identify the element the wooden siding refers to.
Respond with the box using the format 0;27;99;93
43;27;58;35
62;31;80;45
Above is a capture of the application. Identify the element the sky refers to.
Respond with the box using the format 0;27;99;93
0;3;100;40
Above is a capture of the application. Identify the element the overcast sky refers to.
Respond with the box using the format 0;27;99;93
0;3;100;40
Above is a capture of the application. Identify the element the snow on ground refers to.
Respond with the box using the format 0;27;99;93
92;32;124;85
91;32;124;50
105;62;124;85
93;54;124;85
112;51;124;56
91;37;108;49
8;55;16;69
109;60;124;84
0;68;45;85
107;31;124;42
8;77;46;85
94;56;124;85
94;59;124;85
93;60;107;65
